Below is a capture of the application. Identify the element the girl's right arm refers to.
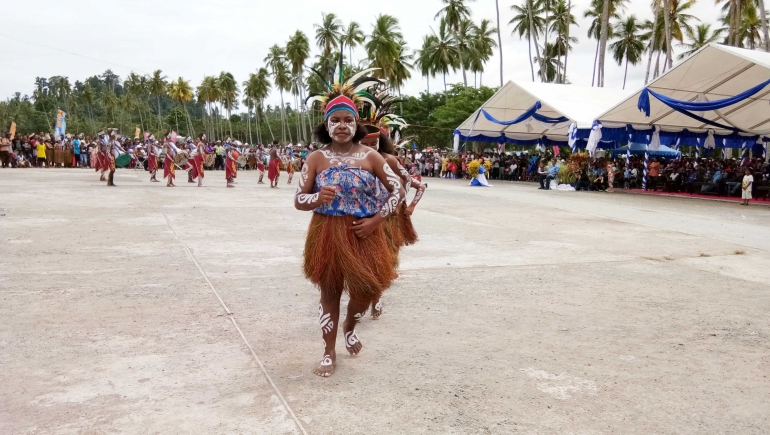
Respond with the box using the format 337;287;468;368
294;151;335;211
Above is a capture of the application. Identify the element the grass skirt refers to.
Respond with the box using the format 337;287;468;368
382;215;404;269
397;203;418;245
303;213;397;302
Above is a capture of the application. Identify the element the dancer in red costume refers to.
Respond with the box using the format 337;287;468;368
268;147;280;188
225;141;238;188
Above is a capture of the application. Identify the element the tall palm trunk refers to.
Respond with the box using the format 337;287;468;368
247;106;253;144
444;73;447;91
591;38;600;86
623;56;629;89
156;96;163;131
598;0;611;86
654;50;662;79
529;0;546;82
496;0;504;87
645;2;660;85
528;35;535;81
662;0;673;69
279;90;288;142
758;0;769;50
563;0;572;84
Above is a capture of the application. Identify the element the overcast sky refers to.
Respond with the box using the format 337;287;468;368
2;0;722;112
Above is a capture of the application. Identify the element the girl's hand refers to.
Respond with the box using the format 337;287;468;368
352;214;383;239
318;186;337;205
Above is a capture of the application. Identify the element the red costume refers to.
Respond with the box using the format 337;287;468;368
190;153;204;179
225;149;238;181
148;154;158;172
268;159;279;181
164;153;175;180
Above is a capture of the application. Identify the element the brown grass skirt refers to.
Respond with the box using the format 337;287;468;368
397;203;418;245
303;213;397;302
382;215;404;269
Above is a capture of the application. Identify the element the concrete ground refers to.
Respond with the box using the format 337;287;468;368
1;167;769;435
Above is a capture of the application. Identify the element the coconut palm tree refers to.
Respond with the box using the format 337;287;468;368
425;19;461;90
197;76;221;140
549;0;578;83
101;91;119;124
598;0;611;86
656;0;699;73
585;0;625;86
472;19;498;86
245;68;272;143
610;15;645;88
414;35;438;93
678;23;725;58
757;0;770;51
124;73;147;132
366;14;404;81
435;0;475;32
168;77;194;137
534;43;563;82
286;30;310;142
315;13;343;56
454;19;479;86
738;4;763;48
643;0;662;84
218;72;238;138
148;70;167;131
510;0;545;81
265;45;292;142
495;0;504;86
82;83;97;134
341;22;365;66
390;45;413;112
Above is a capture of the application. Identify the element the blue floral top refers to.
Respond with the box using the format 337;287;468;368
313;164;385;217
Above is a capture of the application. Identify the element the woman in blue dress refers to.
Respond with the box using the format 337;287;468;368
470;158;491;187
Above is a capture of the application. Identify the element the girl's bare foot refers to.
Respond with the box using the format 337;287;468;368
371;299;383;319
314;351;336;377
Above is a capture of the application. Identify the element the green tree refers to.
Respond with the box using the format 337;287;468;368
366;14;404;81
610;15;645;88
341;22;365;66
549;0;578;83
218;72;238;138
510;0;545;81
455;19;479;86
414;35;438;94
678;23;725;58
435;0;475;33
314;13;342;56
265;45;292;142
168;77;194;136
286;30;311;142
425;18;460;91
472;19;498;87
148;70;167;131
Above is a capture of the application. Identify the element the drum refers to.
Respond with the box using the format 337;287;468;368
237;153;249;165
115;153;132;168
175;151;189;167
204;154;215;167
230;150;241;161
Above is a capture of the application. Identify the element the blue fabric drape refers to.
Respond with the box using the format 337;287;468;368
476;102;570;126
638;79;770;116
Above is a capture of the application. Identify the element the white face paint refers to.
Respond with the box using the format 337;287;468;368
327;114;357;142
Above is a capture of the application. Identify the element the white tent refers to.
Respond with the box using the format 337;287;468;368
597;44;770;136
454;80;634;146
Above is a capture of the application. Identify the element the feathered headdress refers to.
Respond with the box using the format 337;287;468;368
305;42;383;120
360;89;409;138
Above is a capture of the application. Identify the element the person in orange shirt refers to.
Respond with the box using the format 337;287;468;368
647;158;661;191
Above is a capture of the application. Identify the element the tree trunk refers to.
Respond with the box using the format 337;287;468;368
462;64;467;86
563;0;571;84
662;0;673;69
598;0;611;87
623;56;629;89
185;104;194;138
758;0;769;50
592;38;599;86
247;105;253;144
528;34;535;81
645;6;659;85
444;73;447;91
496;0;504;87
156;96;163;131
654;49;662;79
279;89;288;143
529;0;546;82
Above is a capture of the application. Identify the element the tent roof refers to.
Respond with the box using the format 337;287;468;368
610;142;681;158
455;81;635;142
597;44;770;134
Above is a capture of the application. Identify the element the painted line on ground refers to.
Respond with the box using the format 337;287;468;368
162;212;308;435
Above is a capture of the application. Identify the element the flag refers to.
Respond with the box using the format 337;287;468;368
135;127;141;138
144;132;150;141
498;142;504;154
9;122;16;140
54;110;66;139
553;146;560;156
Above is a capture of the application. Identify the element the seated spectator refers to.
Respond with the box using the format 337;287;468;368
701;168;723;194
